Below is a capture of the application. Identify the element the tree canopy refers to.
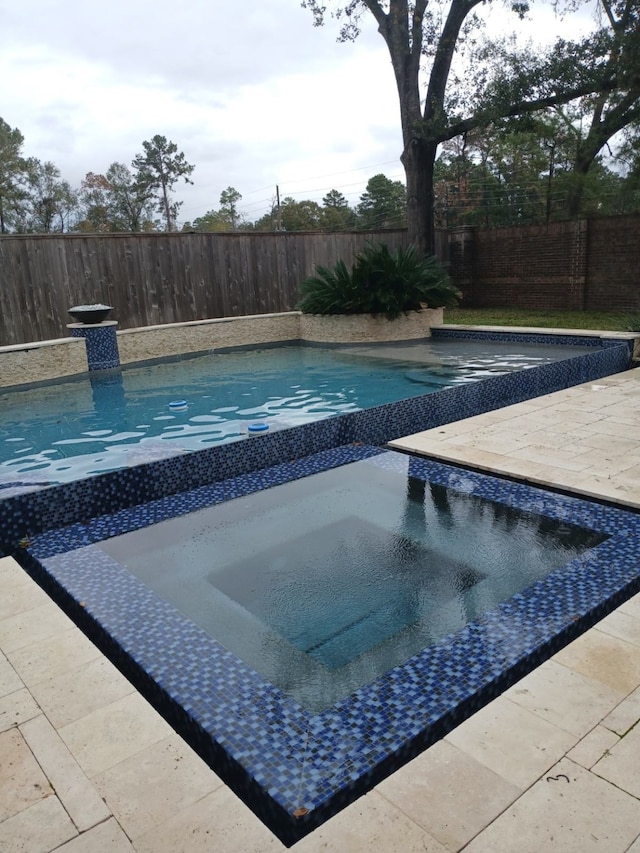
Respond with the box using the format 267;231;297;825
20;160;77;233
188;187;251;231
357;174;406;228
302;0;640;254
0;118;28;233
564;0;640;213
433;116;630;227
78;163;157;232
321;189;358;229
131;135;195;231
1;107;638;236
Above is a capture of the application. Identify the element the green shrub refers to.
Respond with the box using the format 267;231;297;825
298;242;459;320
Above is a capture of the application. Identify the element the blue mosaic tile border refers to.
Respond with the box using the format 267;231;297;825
18;445;640;846
432;328;632;349
70;323;120;370
0;334;631;553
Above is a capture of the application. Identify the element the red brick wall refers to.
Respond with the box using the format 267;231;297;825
585;216;640;311
450;215;639;311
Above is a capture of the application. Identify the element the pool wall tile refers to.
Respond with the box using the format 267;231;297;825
431;328;629;347
70;323;120;370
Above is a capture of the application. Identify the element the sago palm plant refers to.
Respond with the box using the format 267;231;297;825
298;242;459;320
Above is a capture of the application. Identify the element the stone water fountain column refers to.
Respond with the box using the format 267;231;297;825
67;305;121;371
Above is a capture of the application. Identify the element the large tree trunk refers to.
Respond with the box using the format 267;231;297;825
402;137;438;256
565;157;592;217
371;0;481;257
161;181;173;231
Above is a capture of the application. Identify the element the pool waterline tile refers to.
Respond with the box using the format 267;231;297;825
16;444;640;846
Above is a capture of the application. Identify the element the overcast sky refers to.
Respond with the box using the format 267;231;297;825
2;1;597;226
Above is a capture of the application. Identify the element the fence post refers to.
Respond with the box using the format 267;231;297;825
448;227;475;305
569;219;588;311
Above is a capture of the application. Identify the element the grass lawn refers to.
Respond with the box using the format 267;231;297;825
442;308;640;332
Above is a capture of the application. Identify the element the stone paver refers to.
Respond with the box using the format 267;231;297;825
597;609;640;649
0;688;39;734
0;728;52;822
502;658;625;739
445;695;576;789
592;722;640;800
376;739;520;850
462;757;640;853
552;629;640;696
58;692;173;779
5;627;103;689
567;725;620;770
55;818;135;852
20;713;111;832
28;655;135;730
0;559;52;623
0;653;22;699
602;684;640;736
621;594;640;620
93;733;222;840
0;601;75;653
0;794;77;853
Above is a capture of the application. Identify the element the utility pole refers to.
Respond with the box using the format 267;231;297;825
276;184;282;231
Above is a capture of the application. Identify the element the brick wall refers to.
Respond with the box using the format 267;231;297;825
450;215;639;311
585;216;640;311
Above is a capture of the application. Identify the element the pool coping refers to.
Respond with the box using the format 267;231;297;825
18;444;640;845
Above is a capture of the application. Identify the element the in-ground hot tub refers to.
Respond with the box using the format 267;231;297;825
17;444;640;845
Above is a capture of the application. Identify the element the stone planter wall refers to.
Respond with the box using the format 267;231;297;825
116;312;300;365
299;309;443;343
0;338;86;388
0;309;444;388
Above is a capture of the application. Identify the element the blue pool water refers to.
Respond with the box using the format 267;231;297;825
0;338;594;489
100;453;606;711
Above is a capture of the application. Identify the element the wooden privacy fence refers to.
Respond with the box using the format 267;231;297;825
2;216;638;347
0;229;414;346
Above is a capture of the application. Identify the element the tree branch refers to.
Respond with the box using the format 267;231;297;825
424;0;486;121
411;0;428;56
362;0;388;32
440;78;617;142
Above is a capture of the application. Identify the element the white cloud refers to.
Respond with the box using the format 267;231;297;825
1;0;600;224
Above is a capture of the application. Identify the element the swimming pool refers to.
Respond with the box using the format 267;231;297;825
0;335;614;490
19;444;640;845
0;328;632;551
3;327;636;844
